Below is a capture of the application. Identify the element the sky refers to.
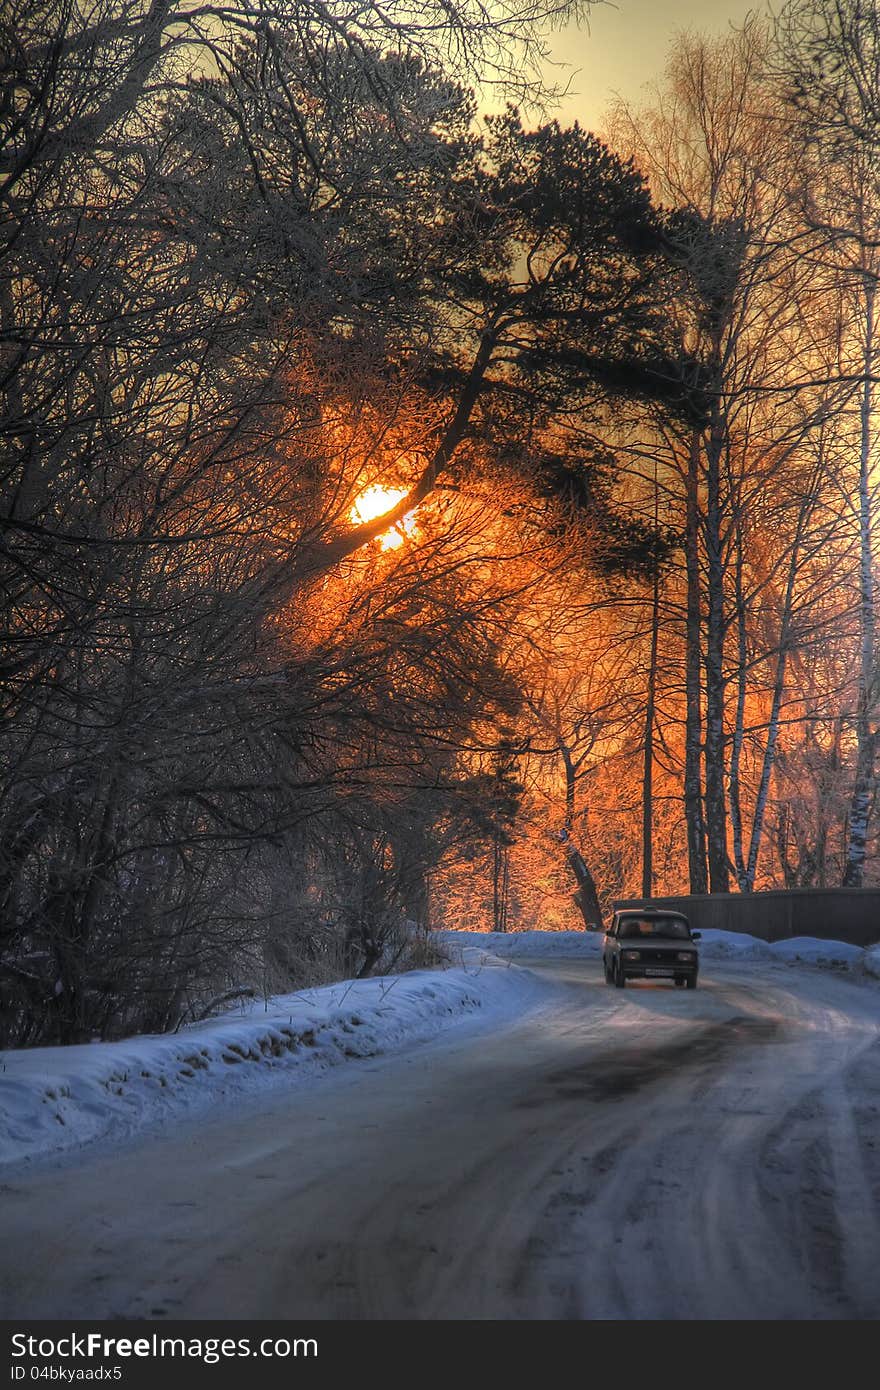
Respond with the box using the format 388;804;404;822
543;0;769;129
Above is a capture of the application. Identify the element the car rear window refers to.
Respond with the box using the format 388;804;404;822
617;917;691;940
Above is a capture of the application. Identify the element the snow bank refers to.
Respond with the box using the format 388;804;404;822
440;927;776;962
439;927;878;974
0;950;544;1171
438;929;604;960
698;930;775;961
702;931;879;974
864;946;880;981
767;936;867;969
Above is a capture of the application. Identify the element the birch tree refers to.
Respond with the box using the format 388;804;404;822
608;20;846;895
775;0;880;885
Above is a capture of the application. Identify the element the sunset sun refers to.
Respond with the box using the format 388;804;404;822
350;484;416;550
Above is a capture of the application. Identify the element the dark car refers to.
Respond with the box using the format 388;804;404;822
603;908;701;989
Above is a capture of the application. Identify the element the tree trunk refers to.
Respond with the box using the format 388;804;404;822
703;401;730;892
844;276;877;887
567;844;604;931
729;513;749;889
642;470;661;898
745;478;819;891
684;429;709;892
492;838;510;932
561;746;604;930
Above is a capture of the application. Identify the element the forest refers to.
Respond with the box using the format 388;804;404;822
2;0;879;1046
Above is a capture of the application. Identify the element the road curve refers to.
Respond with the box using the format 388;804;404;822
2;959;880;1320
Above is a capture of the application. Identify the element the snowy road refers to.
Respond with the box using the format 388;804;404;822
2;959;880;1320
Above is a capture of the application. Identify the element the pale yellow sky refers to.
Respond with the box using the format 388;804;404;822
544;0;769;128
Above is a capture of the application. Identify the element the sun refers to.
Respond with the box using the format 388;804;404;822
350;484;416;550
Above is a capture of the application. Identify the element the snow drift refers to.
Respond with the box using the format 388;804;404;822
0;949;544;1171
438;926;877;970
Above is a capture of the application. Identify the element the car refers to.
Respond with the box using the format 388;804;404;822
603;908;701;989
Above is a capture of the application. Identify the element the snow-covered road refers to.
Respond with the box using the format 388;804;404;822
2;958;880;1320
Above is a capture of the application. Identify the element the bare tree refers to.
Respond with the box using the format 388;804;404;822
773;0;880;885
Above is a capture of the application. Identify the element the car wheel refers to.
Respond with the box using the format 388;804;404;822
614;962;626;988
603;959;613;984
686;976;697;990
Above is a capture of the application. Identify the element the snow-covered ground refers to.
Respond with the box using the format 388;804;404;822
3;951;880;1319
2;928;878;1173
440;926;880;972
0;947;543;1171
440;929;607;959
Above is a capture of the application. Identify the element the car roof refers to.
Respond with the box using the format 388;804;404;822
615;907;690;920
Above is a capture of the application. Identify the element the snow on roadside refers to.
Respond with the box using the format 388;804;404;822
438;927;775;962
697;930;775;961
438;926;879;973
0;950;545;1171
438;929;605;959
768;936;867;969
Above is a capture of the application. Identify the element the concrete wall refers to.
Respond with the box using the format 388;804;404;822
613;889;880;947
